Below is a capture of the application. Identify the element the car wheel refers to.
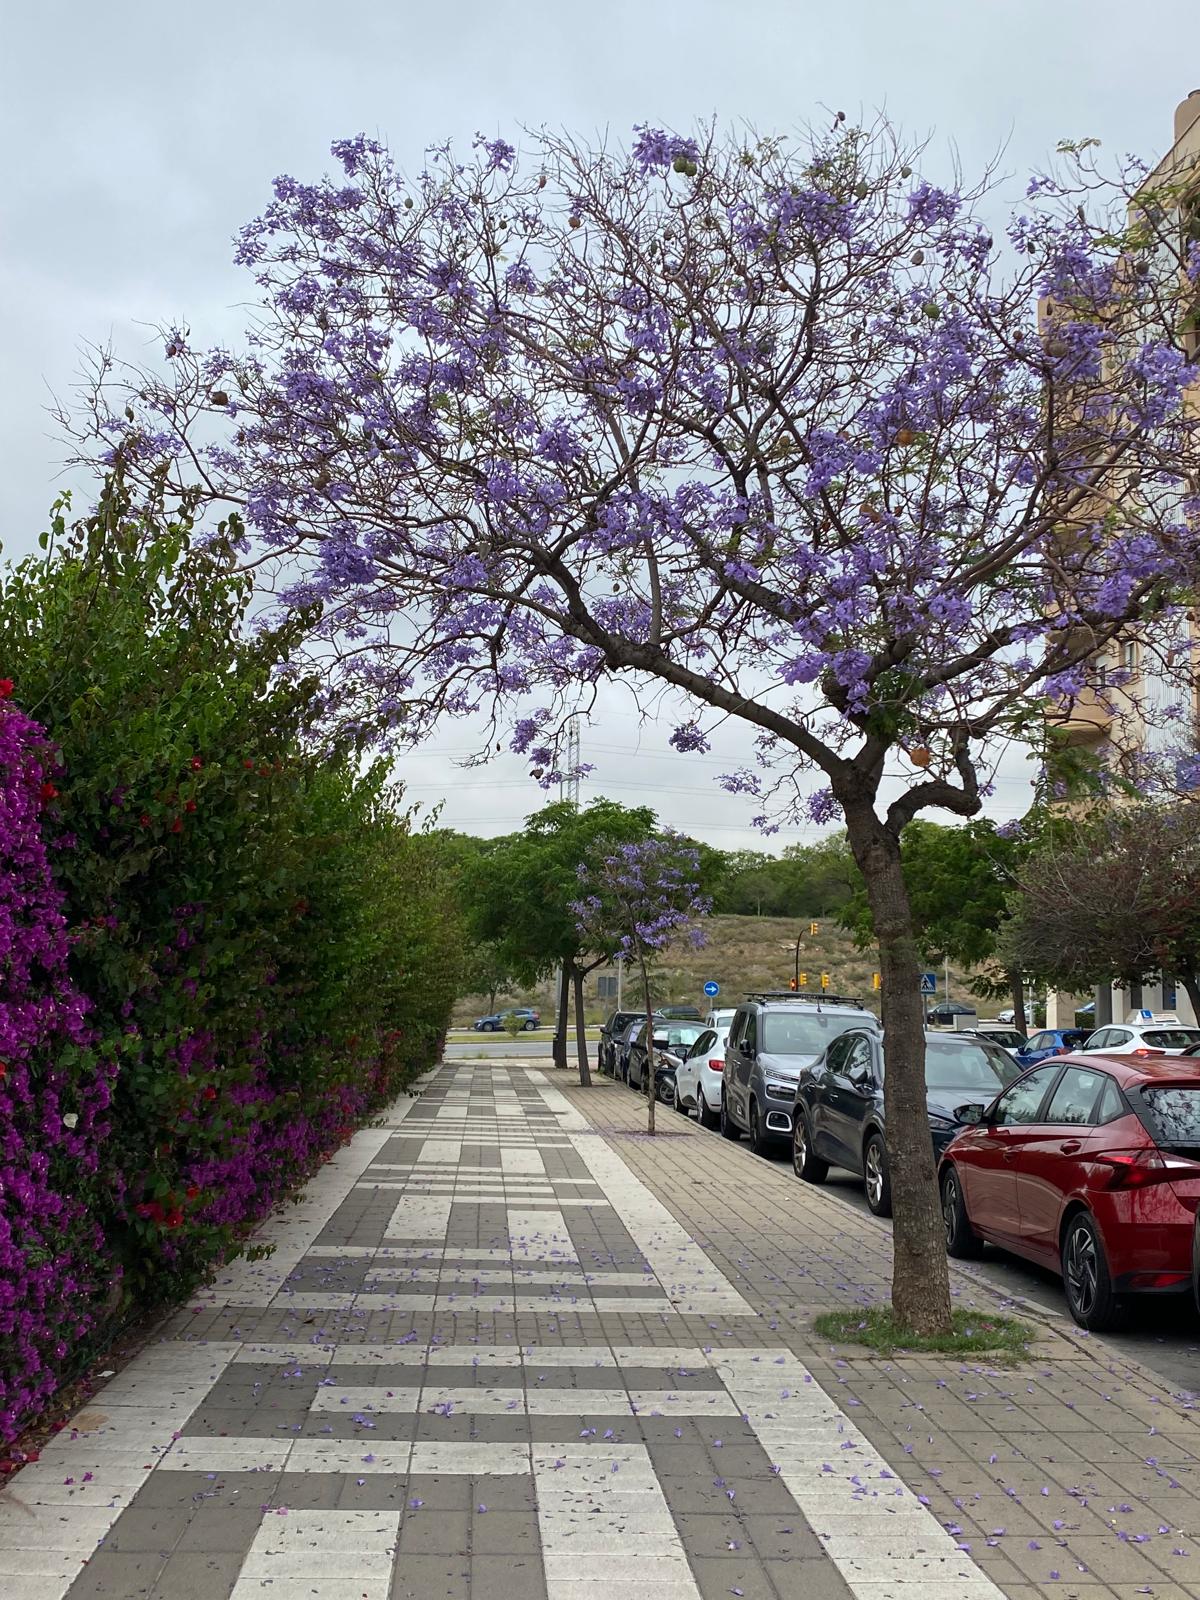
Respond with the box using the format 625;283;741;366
523;1020;536;1032
940;1166;983;1259
658;1077;674;1105
792;1112;828;1184
720;1091;740;1141
698;1088;719;1129
749;1100;772;1158
484;1021;498;1032
863;1132;893;1217
1062;1211;1122;1331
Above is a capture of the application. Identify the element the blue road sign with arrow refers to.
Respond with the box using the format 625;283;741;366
703;980;719;998
920;972;938;995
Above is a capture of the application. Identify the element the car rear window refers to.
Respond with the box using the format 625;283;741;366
762;1012;869;1055
924;1038;1020;1090
1137;1084;1200;1146
1142;1029;1200;1049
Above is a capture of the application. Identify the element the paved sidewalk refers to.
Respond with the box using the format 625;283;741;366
1;1062;1198;1600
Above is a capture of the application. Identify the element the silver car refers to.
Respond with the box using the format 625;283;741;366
721;992;880;1155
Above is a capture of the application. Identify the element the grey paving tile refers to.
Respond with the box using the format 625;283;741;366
64;1549;170;1598
148;1549;244;1600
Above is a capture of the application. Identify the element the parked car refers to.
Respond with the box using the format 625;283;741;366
973;1024;1027;1055
1015;1028;1091;1068
473;1007;540;1032
927;1001;978;1026
628;1022;707;1093
614;1017;647;1081
793;1029;1019;1215
1079;1019;1200;1057
997;1007;1031;1026
599;1010;646;1076
940;1053;1200;1330
705;1006;737;1034
721;993;880;1155
657;1003;703;1021
674;1023;733;1127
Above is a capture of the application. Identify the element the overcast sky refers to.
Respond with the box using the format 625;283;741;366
1;2;1194;847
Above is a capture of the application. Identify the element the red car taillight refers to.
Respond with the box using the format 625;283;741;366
1131;1047;1166;1057
707;1058;724;1072
1095;1147;1200;1189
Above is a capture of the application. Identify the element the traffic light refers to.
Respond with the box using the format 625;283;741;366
809;922;820;935
788;977;797;991
820;972;830;990
797;972;808;988
872;972;881;991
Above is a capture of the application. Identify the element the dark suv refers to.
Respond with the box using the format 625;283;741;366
721;993;879;1155
792;1027;1019;1215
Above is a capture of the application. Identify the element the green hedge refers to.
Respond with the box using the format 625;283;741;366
0;476;463;1442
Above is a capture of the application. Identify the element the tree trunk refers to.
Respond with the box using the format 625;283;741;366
1181;972;1200;1027
1008;969;1027;1040
571;965;592;1087
845;810;953;1336
639;951;656;1136
488;984;498;1013
552;965;569;1070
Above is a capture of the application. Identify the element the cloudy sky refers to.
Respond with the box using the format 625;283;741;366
2;2;1193;847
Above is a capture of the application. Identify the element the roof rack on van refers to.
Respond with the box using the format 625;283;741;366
743;991;868;1010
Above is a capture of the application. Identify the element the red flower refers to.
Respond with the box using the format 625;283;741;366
189;757;203;771
165;1208;184;1229
202;1085;217;1102
40;781;59;803
244;758;255;769
0;679;12;699
184;800;197;814
139;813;151;828
185;1184;200;1200
171;817;182;834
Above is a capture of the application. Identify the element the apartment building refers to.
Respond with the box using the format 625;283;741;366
1047;91;1200;1029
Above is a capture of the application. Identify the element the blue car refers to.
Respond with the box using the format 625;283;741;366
1013;1027;1090;1068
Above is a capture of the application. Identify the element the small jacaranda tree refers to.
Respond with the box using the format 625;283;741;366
72;118;1200;1333
572;832;708;1135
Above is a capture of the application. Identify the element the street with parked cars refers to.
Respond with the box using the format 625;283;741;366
600;990;1200;1371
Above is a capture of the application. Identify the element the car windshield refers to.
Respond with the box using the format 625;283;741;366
1142;1029;1200;1049
762;1012;868;1055
1138;1084;1200;1145
979;1029;1023;1049
924;1038;1020;1090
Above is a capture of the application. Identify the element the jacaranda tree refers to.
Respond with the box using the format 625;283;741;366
573;832;709;1134
73;119;1200;1332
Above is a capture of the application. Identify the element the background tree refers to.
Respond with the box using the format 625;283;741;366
78;121;1200;1334
1003;804;1200;1019
573;832;709;1133
469;798;656;1082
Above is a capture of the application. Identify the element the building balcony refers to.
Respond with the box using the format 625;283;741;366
1048;686;1115;746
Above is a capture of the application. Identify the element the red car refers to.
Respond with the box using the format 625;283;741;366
939;1052;1200;1330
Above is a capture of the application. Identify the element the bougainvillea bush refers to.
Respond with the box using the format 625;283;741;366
0;476;464;1443
0;695;117;1443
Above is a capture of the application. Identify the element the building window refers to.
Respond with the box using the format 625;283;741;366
596;975;618;999
1121;639;1138;673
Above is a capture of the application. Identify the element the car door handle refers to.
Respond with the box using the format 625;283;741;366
1002;1149;1017;1162
1059;1140;1081;1154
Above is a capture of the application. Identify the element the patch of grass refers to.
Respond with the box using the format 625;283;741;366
812;1306;1032;1359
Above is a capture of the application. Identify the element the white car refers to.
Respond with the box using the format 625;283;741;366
972;1023;1026;1056
996;1007;1031;1026
1079;1015;1200;1057
705;1007;736;1032
672;1022;730;1127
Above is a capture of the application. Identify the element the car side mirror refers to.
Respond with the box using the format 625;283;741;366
739;1038;753;1058
954;1102;986;1125
849;1064;872;1089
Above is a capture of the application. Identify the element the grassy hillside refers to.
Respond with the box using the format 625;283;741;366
451;914;975;1026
